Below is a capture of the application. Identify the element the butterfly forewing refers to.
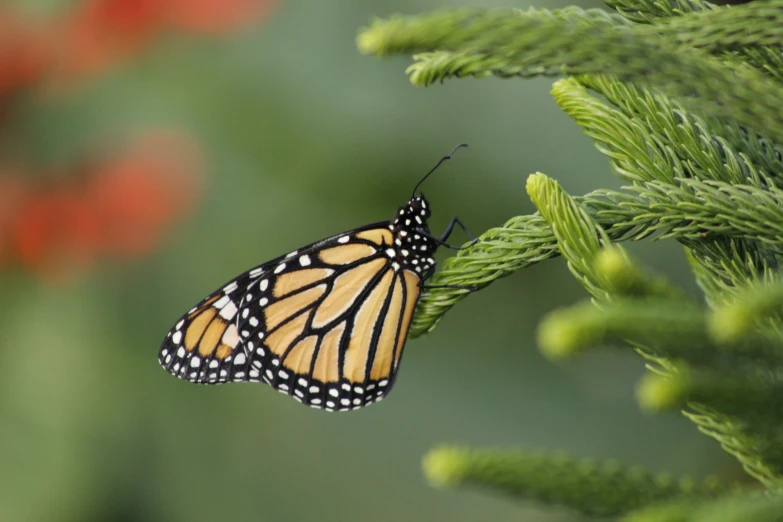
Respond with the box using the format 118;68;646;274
159;202;435;411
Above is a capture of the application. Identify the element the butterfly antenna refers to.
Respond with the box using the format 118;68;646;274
412;143;468;197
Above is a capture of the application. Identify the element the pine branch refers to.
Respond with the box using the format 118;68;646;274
358;0;783;512
683;238;779;306
639;365;783;420
528;175;783;490
410;174;783;336
559;75;783;187
423;446;730;517
623;494;783;522
710;279;783;342
553;75;782;305
539;301;700;363
683;404;783;492
594;246;684;300
589;180;783;248
605;0;713;24
358;7;783;145
649;2;783;50
527;172;614;301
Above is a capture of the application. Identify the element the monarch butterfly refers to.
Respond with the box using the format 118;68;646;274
158;144;473;411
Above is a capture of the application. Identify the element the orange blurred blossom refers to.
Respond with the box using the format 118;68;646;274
88;131;202;257
5;130;202;280
56;0;164;76
163;0;278;34
0;9;50;97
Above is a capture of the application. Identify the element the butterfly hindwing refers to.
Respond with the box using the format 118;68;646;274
159;216;429;411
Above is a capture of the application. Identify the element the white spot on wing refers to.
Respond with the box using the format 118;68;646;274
338;236;350;244
214;295;230;309
299;255;311;266
219;301;238;320
233;353;247;365
222;324;241;347
172;331;182;345
274;263;286;274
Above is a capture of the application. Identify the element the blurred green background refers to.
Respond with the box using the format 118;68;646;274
2;0;739;521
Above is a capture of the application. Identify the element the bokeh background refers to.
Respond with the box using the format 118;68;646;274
0;0;741;521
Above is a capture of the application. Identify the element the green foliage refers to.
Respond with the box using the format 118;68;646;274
423;446;730;517
359;0;783;519
622;494;783;522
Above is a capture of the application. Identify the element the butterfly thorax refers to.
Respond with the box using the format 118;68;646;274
389;194;437;277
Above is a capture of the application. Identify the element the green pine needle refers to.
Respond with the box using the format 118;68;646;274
423;446;730;517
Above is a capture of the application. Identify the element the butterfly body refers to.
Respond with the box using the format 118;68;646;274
159;195;440;411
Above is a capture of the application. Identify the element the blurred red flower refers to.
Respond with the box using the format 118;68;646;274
0;0;278;280
0;173;32;266
0;9;50;97
56;0;164;76
11;187;102;278
88;131;202;257
55;0;278;77
163;0;278;34
3;130;202;280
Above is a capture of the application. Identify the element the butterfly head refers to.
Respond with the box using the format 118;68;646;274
409;193;431;219
393;194;432;231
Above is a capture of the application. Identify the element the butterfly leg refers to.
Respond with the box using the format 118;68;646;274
426;217;479;250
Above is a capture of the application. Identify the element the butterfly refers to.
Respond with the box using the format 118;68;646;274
158;144;474;411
